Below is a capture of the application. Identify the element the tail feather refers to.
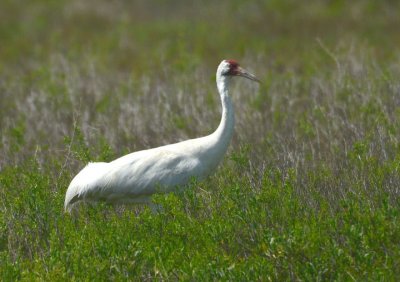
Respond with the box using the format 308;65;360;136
64;162;109;213
64;193;81;213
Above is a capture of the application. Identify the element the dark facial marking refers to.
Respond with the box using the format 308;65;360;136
225;59;240;75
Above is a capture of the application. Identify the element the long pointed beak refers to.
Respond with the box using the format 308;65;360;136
237;67;261;83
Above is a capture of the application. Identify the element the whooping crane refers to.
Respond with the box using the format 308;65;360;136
64;60;260;212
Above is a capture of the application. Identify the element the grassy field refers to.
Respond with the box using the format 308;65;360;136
1;0;400;280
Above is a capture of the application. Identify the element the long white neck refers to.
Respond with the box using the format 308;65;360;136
190;69;235;177
212;75;234;147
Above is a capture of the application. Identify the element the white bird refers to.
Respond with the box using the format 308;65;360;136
64;60;260;212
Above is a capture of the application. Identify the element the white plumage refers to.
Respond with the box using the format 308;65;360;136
64;60;259;212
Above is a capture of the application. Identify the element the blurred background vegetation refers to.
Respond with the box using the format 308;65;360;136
1;0;400;165
1;0;400;73
1;0;400;280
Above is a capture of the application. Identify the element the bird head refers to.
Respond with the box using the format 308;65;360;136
218;59;260;83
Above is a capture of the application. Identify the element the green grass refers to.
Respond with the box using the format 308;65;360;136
1;0;400;280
